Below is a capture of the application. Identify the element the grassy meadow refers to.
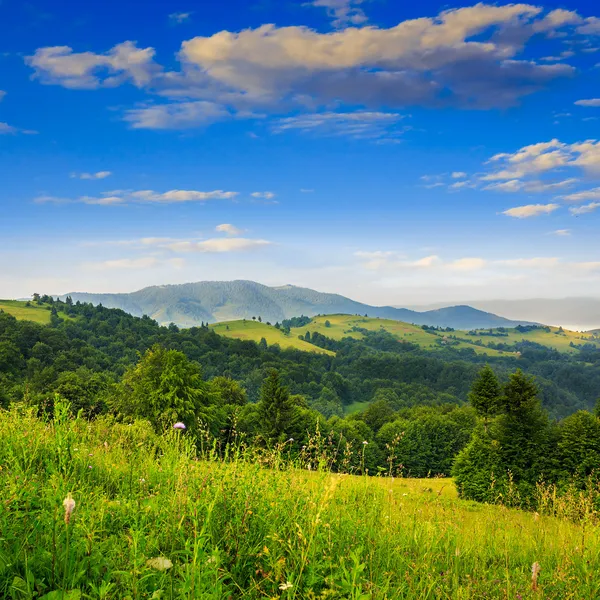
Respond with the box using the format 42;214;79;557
1;404;599;599
460;326;600;354
209;320;335;355
0;300;53;325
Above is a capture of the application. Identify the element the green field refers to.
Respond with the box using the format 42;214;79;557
0;299;53;324
1;406;598;599
210;319;335;355
457;325;600;354
293;314;513;357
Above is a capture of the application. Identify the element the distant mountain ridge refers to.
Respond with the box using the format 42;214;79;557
404;297;600;332
61;280;535;330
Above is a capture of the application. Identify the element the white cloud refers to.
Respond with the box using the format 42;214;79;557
251;191;276;200
26;3;586;130
484;177;578;193
550;229;571;236
164;238;271;253
575;98;600;107
0;122;17;135
35;189;238;206
71;171;112;180
502;203;560;218
448;257;487;271
570;202;600;215
308;0;368;28
561;187;600;202
91;257;185;270
215;223;243;236
499;257;560;268
273;111;406;140
26;42;158;89
123;101;229;130
451;172;467;179
169;12;192;24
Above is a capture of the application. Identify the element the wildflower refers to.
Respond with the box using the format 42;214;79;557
63;494;76;525
146;557;173;571
362;441;368;445
288;438;294;442
173;422;186;430
279;582;293;591
531;562;541;591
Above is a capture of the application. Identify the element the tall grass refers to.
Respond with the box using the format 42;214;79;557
1;403;599;599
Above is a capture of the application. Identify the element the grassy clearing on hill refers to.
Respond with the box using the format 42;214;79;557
1;405;599;599
210;320;334;355
294;315;512;357
459;326;600;354
0;300;53;324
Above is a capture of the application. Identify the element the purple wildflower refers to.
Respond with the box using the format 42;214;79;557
173;422;186;431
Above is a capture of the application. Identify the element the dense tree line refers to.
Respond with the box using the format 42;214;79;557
0;299;599;489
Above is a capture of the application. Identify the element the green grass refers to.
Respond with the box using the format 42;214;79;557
294;314;513;357
456;326;600;354
0;300;54;324
210;320;335;355
1;405;599;599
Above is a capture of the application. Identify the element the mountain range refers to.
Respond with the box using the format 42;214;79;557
405;298;600;332
61;280;534;330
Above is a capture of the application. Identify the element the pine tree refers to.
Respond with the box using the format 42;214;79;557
468;365;501;429
500;369;539;416
258;369;298;444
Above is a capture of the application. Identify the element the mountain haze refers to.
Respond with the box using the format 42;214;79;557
62;280;533;330
405;298;600;331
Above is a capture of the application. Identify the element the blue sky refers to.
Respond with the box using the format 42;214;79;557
1;0;600;305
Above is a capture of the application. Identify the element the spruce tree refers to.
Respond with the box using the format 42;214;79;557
258;369;298;444
468;365;501;429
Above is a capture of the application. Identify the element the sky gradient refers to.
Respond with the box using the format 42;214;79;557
1;0;600;305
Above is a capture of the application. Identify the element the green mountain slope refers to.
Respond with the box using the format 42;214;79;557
62;280;533;330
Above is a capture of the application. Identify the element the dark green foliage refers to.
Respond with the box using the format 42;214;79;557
111;345;209;432
258;369;299;444
468;365;500;425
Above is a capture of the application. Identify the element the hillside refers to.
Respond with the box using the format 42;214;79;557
209;320;335;355
2;407;598;599
0;299;70;324
61;280;533;330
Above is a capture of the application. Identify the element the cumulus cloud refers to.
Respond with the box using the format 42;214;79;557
26;41;159;89
25;3;589;131
575;99;600;107
451;172;467;179
502;203;560;218
215;223;243;236
71;171;112;180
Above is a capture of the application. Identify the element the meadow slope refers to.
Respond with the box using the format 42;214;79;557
1;406;599;599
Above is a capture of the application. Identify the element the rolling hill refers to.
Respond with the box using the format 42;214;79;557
61;280;533;330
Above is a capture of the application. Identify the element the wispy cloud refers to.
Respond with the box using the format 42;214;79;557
90;257;185;270
169;12;192;24
502;203;560;218
550;229;571;236
71;171;112;180
36;189;239;206
251;191;276;200
215;223;244;236
575;98;600;107
307;0;368;28
570;202;600;215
